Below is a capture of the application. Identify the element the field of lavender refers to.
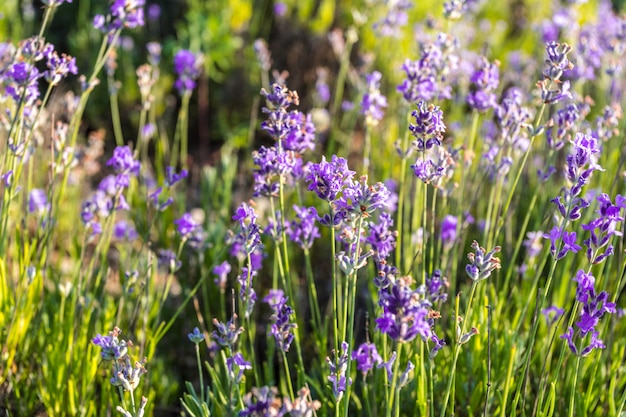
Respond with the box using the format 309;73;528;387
1;0;626;416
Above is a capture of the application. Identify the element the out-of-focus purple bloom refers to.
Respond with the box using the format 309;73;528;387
465;240;501;281
213;261;231;291
173;49;203;95
147;4;160;21
263;289;296;352
253;39;272;72
440;215;457;249
409;100;446;151
156;249;181;272
273;2;287;17
174;212;199;239
113;220;138;241
44;48;78;86
146;42;161;66
93;0;145;35
373;0;412;38
545;103;583;150
361;71;387;127
106;146;140;189
544;42;574;82
467;57;499;112
376;276;433;342
226;352;252;384
28;189;49;215
539;79;572;105
523;231;544;259
397;33;458;103
5;61;41;110
541;305;564;326
165;166;188;187
240;386;286;417
351;342;382;376
286;205;320;250
326;341;352;401
212;315;244;350
443;0;479;19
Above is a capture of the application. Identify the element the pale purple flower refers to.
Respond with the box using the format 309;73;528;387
263;289;296;352
440;215;457;248
175;212;199;239
173;49;203;95
212;315;244;350
352;342;382;376
361;71;387;126
213;261;231;290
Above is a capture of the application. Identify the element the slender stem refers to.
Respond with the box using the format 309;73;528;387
387;344;403;417
282;351;295;400
568;354;582;417
439;281;479;417
195;343;205;402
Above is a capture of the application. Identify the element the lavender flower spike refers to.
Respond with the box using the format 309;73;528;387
465;240;501;281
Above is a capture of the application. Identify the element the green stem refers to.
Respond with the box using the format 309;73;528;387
439;281;479;417
386;343;403;417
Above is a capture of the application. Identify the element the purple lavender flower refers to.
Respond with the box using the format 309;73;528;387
273;2;287;17
229;202;263;256
465;241;501;281
5;61;41;110
156;249;181;272
174;212;199;239
337;175;391;219
227;352;252;384
165;166;188;187
305;155;355;203
377;351;396;380
421;269;449;305
212;315;244;350
252;146;297;197
113;220;138;241
106;146;140;189
544;227;582;260
440;215;457;249
173;50;203;95
541;305;565;326
28;189;49;215
92;327;127;361
213;261;231;291
361;71;387;127
188;327;205;344
93;0;145;35
236;265;258;316
409;100;446;151
44;48;78;86
560;271;615;356
376;276;433;342
286;205;320;250
366;212;397;263
581;193;624;264
543;42;574;81
429;332;447;359
263;289;296;352
240;386;286;417
326;341;352;401
467;57;500;112
373;0;412;38
351;342;382;376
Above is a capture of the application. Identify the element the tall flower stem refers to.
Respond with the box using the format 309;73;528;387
439;281;478;417
386;343;403;417
395;115;412;270
568;351;582;417
171;90;192;169
342;215;365;417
